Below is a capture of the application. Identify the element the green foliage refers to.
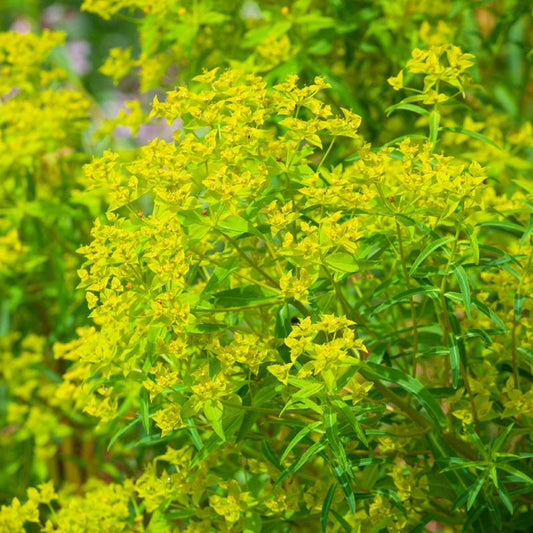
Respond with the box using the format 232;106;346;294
1;2;533;533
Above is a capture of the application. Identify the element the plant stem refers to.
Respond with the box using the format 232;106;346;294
195;300;280;313
367;379;433;431
317;137;336;169
223;233;280;289
395;221;419;376
511;249;531;387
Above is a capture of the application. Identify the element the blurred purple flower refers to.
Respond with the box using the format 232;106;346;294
137;118;182;143
42;4;66;28
10;18;32;34
66;40;91;76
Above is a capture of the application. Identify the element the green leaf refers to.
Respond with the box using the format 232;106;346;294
497;464;533;485
213;285;277;307
491;423;514;454
439;126;501;150
463;223;480;264
478;220;527;234
467;474;486;510
428;433;471;498
204;399;225;441
107;417;139;450
372;287;439;315
324;252;358;273
372;488;406;515
331;399;368;447
479;244;522;268
280;422;322;463
190;433;223;468
202;264;235;295
453;265;472;319
185;418;204;451
514;293;523;322
274;303;292;338
440;459;483;474
280;382;324;415
139;388;150;435
275;439;325;486
409;236;454;276
216;215;261;237
363;363;447;428
464;328;492;347
330;509;351;532
461;503;486;533
466;425;488;458
471;299;507;331
222;395;244;439
385;95;428;117
324;407;349;471
448;333;461;389
332;464;356;513
496;484;513;515
186;223;210;244
243;20;291;47
321;483;337;533
429;109;440;146
261;440;282;471
489;465;499;488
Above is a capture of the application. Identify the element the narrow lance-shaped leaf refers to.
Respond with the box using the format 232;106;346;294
514;293;523;322
139;388;150;435
439;126;501;149
332;464;356;513
478;220;526;234
331;398;368;447
108;416;140;450
372;287;440;315
429;109;440;147
324;406;349;472
448;333;461;389
409;236;454;276
275;440;325;487
496;484;514;515
280;421;322;463
491;423;514;455
467;474;486;510
321;483;338;533
471;299;507;331
453;264;472;319
363;363;447;428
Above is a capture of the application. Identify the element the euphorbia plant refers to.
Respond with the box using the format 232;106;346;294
0;9;532;531
48;62;531;531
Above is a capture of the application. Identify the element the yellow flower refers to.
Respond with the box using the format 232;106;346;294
387;70;404;90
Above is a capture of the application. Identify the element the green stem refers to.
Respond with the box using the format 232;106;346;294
195;300;280;313
317;137;336;170
440;229;479;430
512;250;531;388
367;379;433;431
222;233;280;289
395;221;419;377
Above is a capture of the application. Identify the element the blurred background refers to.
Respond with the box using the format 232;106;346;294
2;0;532;146
0;0;134;100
